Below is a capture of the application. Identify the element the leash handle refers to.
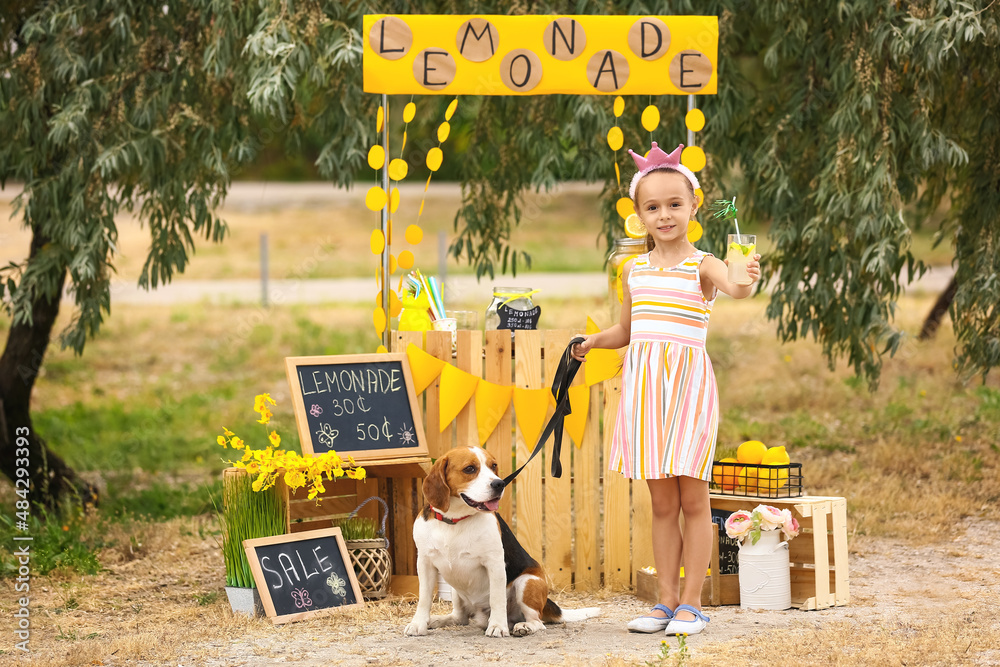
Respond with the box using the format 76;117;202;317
502;335;586;486
347;495;390;544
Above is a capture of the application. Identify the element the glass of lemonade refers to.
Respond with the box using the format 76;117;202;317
726;234;756;286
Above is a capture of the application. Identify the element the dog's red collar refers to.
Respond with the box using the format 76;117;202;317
430;509;473;524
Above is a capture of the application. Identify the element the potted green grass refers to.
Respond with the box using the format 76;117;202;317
221;467;286;616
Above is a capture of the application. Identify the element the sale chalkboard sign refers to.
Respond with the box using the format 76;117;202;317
244;527;364;624
286;354;428;460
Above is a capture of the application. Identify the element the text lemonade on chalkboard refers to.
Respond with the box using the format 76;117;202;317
497;303;541;330
244;528;364;624
286;354;428;460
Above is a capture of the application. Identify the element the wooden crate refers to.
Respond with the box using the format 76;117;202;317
709;494;849;610
634;524;740;607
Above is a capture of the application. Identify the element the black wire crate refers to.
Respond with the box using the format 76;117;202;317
710;461;803;498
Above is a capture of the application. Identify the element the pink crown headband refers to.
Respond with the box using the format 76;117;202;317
627;142;700;200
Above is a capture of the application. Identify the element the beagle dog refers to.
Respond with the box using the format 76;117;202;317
404;446;599;638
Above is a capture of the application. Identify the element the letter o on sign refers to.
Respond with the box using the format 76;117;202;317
369;17;412;61
669;49;712;93
412;48;456;91
500;49;542;92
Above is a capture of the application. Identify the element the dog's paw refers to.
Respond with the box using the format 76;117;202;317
428;614;455;629
404;621;428;636
512;620;545;636
484;622;510;638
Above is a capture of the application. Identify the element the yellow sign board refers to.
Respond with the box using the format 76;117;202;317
363;15;718;96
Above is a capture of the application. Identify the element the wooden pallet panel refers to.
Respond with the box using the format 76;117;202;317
454;329;482;446
574;380;602;591
543;330;573;590
484;330;514;524
603;376;631;589
513;329;544;558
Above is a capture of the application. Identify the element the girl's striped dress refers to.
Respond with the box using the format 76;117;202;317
609;250;719;481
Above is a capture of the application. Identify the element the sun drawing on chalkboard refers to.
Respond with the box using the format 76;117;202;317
397;422;416;445
327;573;347;598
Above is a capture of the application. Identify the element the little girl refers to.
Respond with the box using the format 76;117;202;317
573;142;760;636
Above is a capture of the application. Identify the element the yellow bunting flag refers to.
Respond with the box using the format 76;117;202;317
439;364;480;431
474;380;514;445
584;316;624;387
406;344;446;395
512;387;553;451
565;384;591;448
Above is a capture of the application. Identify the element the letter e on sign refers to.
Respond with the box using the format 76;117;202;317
456;18;499;62
669;49;712;92
544;18;586;61
412;49;456;91
587;50;630;93
369;17;412;61
628;18;669;61
500;49;542;92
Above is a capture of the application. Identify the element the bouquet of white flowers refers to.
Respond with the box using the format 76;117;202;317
724;504;800;545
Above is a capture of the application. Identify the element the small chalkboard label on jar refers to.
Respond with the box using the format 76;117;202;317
498;303;541;330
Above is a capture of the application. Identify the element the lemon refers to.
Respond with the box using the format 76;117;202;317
624;213;646;239
761;446;790;465
740;243;757;256
737;466;758;493
736;440;767;464
757;467;789;495
712;457;739;491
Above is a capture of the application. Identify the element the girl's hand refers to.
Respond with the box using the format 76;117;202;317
571;336;592;361
747;253;762;283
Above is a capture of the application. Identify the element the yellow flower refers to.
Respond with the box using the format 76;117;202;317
333;467;345;478
256;407;272;425
268;431;281;447
230;436;244;450
254;393;276;413
217;435;227;446
284;469;307;490
245;461;260;475
223;427;235;436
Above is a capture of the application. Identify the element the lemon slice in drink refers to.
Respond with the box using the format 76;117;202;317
624;214;646;239
740;243;756;256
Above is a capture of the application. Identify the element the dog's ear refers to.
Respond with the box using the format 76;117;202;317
423;456;451;511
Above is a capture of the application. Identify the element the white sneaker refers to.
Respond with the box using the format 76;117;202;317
626;604;674;633
664;604;709;636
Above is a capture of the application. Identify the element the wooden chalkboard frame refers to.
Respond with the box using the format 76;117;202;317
244;527;365;625
285;353;429;462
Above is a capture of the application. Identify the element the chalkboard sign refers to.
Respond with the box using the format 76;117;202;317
244;527;364;625
286;354;428;460
498;303;541;330
710;508;740;575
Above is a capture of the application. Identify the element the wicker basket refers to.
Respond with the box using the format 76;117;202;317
342;497;392;600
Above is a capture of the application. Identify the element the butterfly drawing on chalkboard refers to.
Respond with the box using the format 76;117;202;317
309;404;323;417
397;423;416;446
316;423;339;446
291;587;313;609
326;572;347;598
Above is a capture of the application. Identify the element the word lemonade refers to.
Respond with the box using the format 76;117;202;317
297;364;404;447
363;15;718;96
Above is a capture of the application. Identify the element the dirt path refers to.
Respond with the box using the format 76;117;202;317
160;518;999;667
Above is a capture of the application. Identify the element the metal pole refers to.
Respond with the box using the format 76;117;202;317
380;94;391;351
260;232;269;308
687;94;696;148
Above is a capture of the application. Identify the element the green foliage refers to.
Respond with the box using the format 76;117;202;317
0;505;102;578
3;0;998;389
0;0;260;353
334;516;380;541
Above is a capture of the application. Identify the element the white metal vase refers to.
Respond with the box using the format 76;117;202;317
738;529;792;610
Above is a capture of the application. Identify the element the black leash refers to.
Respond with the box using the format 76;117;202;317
502;336;586;486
